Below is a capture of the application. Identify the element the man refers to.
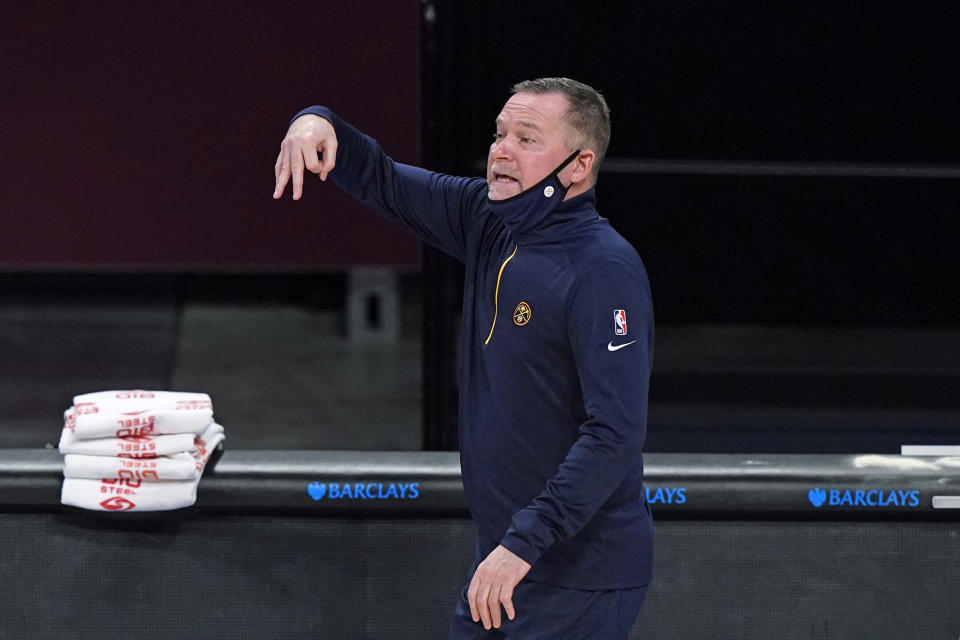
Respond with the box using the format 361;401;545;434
274;77;654;639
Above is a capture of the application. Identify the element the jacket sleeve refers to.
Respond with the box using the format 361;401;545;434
292;106;485;263
498;257;653;566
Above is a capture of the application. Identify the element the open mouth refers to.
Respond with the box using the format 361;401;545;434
493;172;518;184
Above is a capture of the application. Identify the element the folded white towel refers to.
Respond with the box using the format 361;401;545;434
69;390;212;440
62;477;198;512
58;426;197;457
73;390;211;409
71;407;213;440
62;423;225;480
61;425;225;512
64;452;200;480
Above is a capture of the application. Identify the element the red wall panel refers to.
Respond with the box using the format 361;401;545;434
0;1;421;269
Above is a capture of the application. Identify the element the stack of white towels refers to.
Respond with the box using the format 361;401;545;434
59;390;225;512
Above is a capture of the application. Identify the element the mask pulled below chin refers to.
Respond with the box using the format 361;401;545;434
486;150;580;231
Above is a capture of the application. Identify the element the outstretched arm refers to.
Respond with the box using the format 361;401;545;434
271;106;484;263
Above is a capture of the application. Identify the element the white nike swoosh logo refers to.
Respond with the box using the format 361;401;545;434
607;340;636;352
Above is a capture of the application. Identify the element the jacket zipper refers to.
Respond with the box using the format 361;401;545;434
484;245;518;345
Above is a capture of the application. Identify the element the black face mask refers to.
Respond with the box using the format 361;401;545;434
486;150;581;233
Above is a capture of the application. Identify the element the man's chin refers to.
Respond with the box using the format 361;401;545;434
487;182;521;200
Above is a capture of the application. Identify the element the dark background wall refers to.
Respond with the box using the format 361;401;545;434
428;3;957;164
2;1;956;322
424;1;959;326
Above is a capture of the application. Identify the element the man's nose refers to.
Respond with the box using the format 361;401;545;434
491;137;513;159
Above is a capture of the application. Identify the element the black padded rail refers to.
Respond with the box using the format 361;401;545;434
3;449;960;519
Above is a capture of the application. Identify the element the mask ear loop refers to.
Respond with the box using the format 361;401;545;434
554;149;582;190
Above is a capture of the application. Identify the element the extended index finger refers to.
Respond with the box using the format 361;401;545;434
288;143;305;200
273;149;290;199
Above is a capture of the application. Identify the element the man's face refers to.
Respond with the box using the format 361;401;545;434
487;91;575;201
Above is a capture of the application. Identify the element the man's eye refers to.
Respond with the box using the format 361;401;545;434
520;137;533;144
492;132;504;141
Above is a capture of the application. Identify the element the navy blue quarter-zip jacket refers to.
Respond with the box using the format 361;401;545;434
294;107;654;589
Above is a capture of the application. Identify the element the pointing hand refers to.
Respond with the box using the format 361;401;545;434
273;114;338;200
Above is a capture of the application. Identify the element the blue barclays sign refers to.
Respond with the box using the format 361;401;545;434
307;481;420;501
645;486;686;505
807;487;920;508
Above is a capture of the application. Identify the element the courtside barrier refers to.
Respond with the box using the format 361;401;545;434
5;449;960;518
2;450;959;638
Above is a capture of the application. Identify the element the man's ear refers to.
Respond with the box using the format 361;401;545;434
569;150;596;185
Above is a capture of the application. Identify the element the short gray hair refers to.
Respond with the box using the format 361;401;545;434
511;77;611;181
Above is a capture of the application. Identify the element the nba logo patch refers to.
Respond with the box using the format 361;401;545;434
614;309;627;335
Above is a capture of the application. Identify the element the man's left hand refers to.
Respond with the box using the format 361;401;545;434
467;544;532;630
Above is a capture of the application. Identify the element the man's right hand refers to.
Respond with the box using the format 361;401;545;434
273;114;338;200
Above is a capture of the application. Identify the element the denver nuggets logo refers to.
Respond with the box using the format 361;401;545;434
513;302;531;326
